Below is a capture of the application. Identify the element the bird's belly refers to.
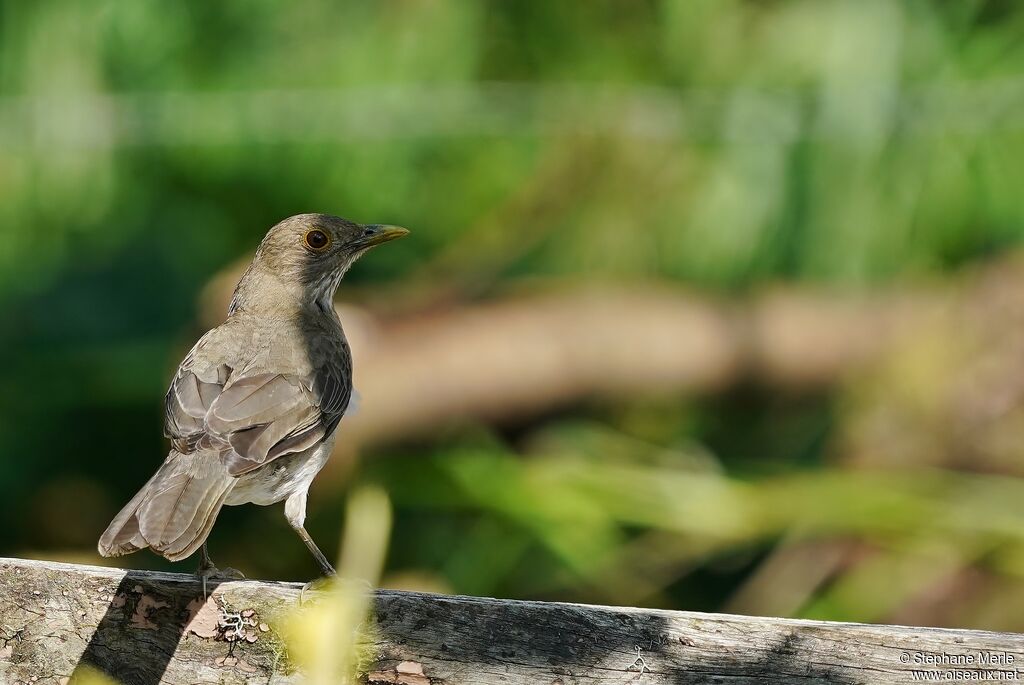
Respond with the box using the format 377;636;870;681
224;442;332;507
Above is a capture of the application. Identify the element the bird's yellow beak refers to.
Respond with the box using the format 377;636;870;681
360;224;410;246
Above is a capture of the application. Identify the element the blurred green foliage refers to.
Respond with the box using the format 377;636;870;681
3;0;1024;629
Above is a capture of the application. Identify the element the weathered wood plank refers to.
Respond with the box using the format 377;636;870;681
1;556;1022;684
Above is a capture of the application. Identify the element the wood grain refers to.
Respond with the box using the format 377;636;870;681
1;557;1022;684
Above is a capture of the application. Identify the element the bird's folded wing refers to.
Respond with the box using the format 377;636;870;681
207;369;350;475
164;363;229;441
163;333;229;444
165;363;350;477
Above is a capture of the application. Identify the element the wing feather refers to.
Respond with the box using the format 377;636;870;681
164;344;350;478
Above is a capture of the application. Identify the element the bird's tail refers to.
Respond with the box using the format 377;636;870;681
98;449;235;562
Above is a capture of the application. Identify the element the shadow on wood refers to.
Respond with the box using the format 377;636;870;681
73;571;222;685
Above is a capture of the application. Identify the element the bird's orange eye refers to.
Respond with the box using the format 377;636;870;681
304;229;331;251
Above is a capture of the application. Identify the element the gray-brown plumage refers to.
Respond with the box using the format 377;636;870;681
98;214;408;579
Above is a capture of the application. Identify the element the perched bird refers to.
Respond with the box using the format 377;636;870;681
98;214;408;587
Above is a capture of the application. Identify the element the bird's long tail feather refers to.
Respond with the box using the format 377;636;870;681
98;449;234;562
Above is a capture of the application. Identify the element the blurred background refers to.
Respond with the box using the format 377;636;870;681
3;0;1024;633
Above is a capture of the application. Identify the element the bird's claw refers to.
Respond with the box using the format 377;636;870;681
219;567;246;580
197;565;246;599
299;576;335;605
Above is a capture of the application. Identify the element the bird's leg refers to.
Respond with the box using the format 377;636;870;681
292;524;337;577
197;543;215;599
199;542;215;570
285;490;336;577
285;490;336;604
294;527;338;605
195;543;245;599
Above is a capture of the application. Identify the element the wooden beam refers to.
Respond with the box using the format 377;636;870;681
1;557;1022;684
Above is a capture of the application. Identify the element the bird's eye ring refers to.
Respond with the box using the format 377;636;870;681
304;229;331;251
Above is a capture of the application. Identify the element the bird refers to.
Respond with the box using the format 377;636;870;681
98;213;408;589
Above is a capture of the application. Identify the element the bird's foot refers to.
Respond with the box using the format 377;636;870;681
299;576;336;605
196;564;246;599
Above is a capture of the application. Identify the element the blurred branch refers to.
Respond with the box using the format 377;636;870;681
335;285;931;452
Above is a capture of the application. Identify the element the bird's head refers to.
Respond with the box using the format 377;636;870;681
232;213;409;312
